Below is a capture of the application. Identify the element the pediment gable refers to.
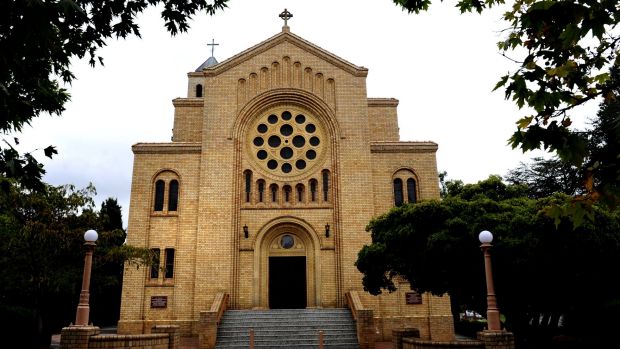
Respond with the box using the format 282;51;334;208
193;28;368;78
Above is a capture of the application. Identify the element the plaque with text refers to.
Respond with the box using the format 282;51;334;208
405;291;422;305
151;296;168;308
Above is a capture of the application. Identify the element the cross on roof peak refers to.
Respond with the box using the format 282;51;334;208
279;8;293;29
207;38;219;57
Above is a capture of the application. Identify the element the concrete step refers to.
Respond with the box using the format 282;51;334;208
215;308;359;349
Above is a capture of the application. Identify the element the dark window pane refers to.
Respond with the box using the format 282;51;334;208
282;163;292;173
281;111;292;120
407;178;417;203
280;147;293;159
295;159;306;170
165;248;175;279
245;171;252;202
394;179;404;206
150;248;160;279
258;181;265;202
257;150;268;160
295;114;306;124
267;160;278;170
322;170;329;201
268;136;281;148
268;114;278;124
257;124;268;133
306;150;316;160
310;136;320;146
292;135;305;148
253;137;264;146
271;185;278;202
168;180;179;211
280;124;293;136
305;124;316;133
195;84;203;97
310;179;317;202
154;180;165;211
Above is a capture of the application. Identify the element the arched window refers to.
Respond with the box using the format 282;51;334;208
283;185;292;203
393;178;404;206
244;170;252;203
270;184;279;203
257;180;265;203
407;178;417;203
322;170;330;201
168;180;179;211
296;184;305;202
154;180;165;211
309;179;318;202
195;84;203;97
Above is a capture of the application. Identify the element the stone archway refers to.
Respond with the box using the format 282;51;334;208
253;219;321;308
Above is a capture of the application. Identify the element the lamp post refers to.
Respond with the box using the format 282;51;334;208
479;230;501;331
75;229;98;326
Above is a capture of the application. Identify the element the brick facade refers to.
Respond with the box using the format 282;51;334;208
118;26;454;342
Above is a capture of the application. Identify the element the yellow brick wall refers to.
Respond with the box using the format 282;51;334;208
119;29;454;340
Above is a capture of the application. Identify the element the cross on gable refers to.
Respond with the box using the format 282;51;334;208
207;38;219;57
279;8;293;26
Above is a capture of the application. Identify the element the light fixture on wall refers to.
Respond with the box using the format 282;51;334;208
325;223;330;238
243;225;249;239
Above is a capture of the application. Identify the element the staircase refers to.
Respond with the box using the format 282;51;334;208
215;308;360;349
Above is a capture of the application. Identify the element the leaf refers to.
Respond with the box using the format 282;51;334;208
44;146;58;159
517;116;534;129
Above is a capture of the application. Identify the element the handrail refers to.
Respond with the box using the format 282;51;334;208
209;292;229;325
345;291;365;320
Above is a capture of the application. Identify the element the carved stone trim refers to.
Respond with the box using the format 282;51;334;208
370;142;438;153
132;143;202;154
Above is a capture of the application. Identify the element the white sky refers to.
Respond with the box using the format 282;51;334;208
14;0;588;227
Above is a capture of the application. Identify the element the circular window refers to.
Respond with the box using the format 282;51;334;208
268;136;281;148
280;235;294;249
280;124;293;136
248;107;325;177
280;147;293;159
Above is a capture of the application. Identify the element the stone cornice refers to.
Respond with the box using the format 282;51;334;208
368;98;399;107
370;141;438;153
132;142;202;154
172;98;204;107
191;31;368;78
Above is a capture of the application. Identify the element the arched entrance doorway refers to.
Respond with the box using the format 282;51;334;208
254;220;321;309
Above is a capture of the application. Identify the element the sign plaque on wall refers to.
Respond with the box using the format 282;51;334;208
151;296;168;308
405;291;422;305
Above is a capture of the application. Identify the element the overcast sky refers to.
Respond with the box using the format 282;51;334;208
14;0;583;227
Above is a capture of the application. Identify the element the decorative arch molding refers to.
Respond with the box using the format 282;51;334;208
230;88;342;142
150;168;181;183
391;167;419;181
392;167;420;204
252;216;323;308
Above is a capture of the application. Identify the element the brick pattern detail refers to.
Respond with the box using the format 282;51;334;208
119;28;454;345
402;338;484;349
393;328;421;349
60;326;100;349
477;331;515;349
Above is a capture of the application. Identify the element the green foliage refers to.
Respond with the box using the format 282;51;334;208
0;0;229;191
357;175;620;344
0;181;150;348
392;0;620;208
505;156;583;198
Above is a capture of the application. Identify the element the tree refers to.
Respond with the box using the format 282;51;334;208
0;0;229;190
0;181;150;348
393;0;620;206
505;156;583;198
356;175;620;346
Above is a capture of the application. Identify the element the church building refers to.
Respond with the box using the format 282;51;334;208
118;11;454;344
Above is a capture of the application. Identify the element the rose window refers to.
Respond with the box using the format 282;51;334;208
248;107;324;177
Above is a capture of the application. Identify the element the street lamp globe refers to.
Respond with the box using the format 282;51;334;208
84;229;98;242
479;230;493;244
